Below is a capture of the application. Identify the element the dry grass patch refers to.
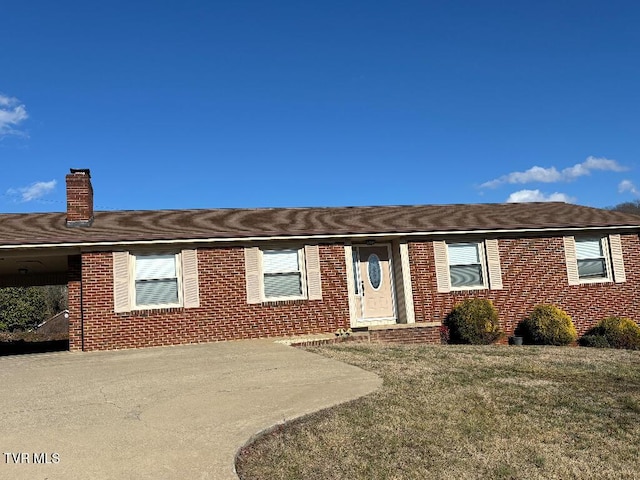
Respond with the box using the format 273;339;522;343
236;344;640;480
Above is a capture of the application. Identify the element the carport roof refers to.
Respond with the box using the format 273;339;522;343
0;202;639;247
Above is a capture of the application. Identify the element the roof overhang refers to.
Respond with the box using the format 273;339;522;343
0;224;637;251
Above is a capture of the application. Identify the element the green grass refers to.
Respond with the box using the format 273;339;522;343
236;344;640;480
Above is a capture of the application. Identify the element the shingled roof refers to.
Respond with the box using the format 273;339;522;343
0;202;639;247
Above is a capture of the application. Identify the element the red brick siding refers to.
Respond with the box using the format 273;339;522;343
409;234;640;336
74;244;350;351
69;233;640;351
67;255;82;351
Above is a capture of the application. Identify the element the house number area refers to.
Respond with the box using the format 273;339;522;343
3;452;60;464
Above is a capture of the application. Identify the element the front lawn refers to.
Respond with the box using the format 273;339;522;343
236;344;640;480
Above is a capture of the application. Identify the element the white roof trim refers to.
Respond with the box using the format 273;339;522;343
0;224;637;250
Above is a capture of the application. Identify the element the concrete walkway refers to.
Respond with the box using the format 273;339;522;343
0;339;381;479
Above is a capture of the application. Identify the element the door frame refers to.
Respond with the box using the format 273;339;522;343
347;243;398;327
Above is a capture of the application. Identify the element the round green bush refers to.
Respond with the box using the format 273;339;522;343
584;317;640;350
520;305;577;346
445;298;502;345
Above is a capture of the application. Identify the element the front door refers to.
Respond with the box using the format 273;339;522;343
354;245;395;321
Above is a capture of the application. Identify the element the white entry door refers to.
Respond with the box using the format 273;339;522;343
353;245;396;321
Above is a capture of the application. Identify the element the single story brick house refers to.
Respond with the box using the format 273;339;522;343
1;169;639;351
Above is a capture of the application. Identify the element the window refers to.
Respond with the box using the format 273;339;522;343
113;249;199;313
262;248;304;299
352;249;362;295
447;242;486;289
564;234;626;286
244;245;322;304
134;254;181;307
433;239;502;293
575;237;609;280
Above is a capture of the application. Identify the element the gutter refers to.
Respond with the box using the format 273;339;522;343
0;224;638;250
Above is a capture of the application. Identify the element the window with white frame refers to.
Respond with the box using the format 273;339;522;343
447;242;486;289
262;248;304;299
134;254;181;307
575;237;610;280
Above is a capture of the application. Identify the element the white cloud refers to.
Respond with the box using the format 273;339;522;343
506;189;575;203
0;94;29;138
482;166;562;188
482;156;626;188
6;180;57;202
618;179;640;196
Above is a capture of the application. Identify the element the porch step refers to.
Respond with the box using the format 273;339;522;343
279;322;444;348
368;322;443;344
278;331;369;348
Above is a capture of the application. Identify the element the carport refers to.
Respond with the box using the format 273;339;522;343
0;246;76;352
0;247;72;288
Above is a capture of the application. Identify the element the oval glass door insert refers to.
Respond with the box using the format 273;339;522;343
367;253;382;290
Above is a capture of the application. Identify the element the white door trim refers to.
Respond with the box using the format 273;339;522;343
399;241;415;324
348;243;397;326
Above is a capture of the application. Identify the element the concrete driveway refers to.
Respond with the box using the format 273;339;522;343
0;339;381;479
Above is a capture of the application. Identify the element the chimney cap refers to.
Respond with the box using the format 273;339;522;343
69;168;91;177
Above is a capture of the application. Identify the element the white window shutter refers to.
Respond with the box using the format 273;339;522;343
433;241;451;293
564;236;580;286
609;234;626;283
244;247;262;304
305;245;323;300
485;239;503;290
181;249;200;308
113;251;131;313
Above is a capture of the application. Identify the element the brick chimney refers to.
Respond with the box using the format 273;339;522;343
66;168;94;227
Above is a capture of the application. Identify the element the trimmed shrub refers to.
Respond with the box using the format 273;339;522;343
445;298;502;345
579;335;611;349
583;317;640;350
520;305;577;346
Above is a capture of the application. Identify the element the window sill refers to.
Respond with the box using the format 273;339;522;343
450;285;488;292
577;278;613;285
133;303;183;310
119;306;185;316
261;298;308;306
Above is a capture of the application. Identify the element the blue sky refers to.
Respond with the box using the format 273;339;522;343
1;1;639;213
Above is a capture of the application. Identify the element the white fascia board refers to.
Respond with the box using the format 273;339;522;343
0;224;638;251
